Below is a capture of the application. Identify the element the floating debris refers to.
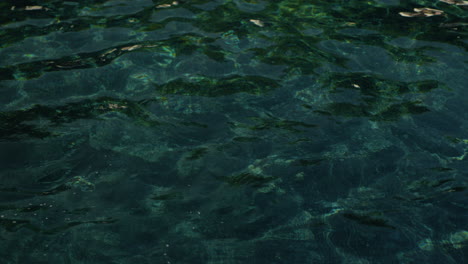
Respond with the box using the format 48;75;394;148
414;8;444;15
25;6;48;11
343;22;357;26
108;103;127;110
101;48;118;57
156;4;172;8
399;7;444;17
121;45;142;51
156;1;179;9
96;103;128;110
249;19;265;27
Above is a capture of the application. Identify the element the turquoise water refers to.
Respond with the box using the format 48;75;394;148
0;0;467;263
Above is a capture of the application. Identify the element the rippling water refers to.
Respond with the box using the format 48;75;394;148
1;1;467;263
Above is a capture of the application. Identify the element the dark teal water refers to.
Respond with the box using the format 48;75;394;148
0;0;467;263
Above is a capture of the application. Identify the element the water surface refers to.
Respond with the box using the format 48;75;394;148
0;0;467;263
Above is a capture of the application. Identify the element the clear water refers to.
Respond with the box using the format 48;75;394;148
0;0;467;263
